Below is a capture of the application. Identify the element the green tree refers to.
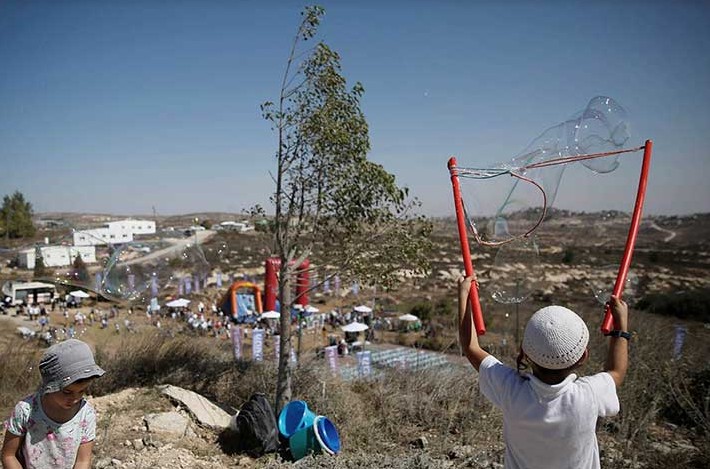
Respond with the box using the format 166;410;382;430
71;253;90;285
33;247;48;279
0;191;36;239
262;6;432;409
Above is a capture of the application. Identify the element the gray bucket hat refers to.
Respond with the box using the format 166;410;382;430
39;339;105;394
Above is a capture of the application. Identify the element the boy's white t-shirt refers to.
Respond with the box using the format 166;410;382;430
4;393;97;469
479;355;619;469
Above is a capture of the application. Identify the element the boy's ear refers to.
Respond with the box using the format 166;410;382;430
575;349;589;367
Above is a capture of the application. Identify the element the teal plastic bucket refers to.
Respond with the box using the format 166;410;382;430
289;420;320;460
278;400;316;438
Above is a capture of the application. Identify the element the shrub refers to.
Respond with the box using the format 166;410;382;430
562;247;575;264
409;302;432;321
662;365;710;434
636;288;710;322
0;338;42;416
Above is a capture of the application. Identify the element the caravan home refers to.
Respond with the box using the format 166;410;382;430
1;281;57;306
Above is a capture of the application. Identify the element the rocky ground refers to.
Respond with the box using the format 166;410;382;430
86;383;702;469
2;211;708;468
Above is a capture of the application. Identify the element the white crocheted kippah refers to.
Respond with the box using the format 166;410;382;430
522;306;589;370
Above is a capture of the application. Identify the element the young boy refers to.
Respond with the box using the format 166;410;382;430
458;276;629;469
2;339;105;469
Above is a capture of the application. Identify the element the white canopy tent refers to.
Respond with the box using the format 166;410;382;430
398;313;420;322
353;305;372;314
341;322;369;333
261;311;281;319
69;290;90;299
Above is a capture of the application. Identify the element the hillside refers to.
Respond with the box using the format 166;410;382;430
1;210;709;468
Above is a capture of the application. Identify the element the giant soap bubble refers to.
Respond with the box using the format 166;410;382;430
461;96;632;246
31;228;116;294
586;265;639;306
102;241;210;303
488;237;543;304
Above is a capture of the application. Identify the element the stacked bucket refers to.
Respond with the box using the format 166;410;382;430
278;400;341;461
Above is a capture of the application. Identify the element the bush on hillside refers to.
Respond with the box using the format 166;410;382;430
636;288;710;322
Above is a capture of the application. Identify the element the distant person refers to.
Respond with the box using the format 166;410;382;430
458;275;629;469
1;339;105;469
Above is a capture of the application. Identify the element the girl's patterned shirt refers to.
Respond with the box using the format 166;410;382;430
4;393;97;469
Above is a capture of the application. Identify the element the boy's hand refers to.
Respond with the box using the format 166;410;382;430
608;296;629;331
458;275;477;300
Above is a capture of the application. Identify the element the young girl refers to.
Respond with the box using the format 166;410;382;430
458;276;629;469
2;339;105;469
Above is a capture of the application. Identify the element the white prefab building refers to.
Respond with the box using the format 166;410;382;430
73;219;156;246
219;221;255;232
18;245;97;269
107;219;156;235
73;228;133;246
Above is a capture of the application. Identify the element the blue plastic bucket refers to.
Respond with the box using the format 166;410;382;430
278;400;316;438
313;416;341;455
289;416;340;460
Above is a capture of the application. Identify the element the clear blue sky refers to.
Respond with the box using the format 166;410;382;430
1;0;708;217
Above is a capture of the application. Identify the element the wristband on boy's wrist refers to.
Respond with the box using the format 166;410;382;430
605;330;632;340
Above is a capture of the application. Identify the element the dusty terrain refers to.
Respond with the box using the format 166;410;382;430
1;210;709;468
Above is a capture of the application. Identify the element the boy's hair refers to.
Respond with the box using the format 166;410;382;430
39;339;105;394
516;349;584;382
522;306;589;370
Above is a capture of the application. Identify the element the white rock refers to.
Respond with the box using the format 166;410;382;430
157;384;232;430
144;412;190;436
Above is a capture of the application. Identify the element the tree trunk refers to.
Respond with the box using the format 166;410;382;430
274;262;292;412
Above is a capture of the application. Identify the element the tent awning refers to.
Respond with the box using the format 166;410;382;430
341;322;369;333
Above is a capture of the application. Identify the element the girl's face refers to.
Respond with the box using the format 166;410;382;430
45;380;92;411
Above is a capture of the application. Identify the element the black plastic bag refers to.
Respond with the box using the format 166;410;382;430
234;393;280;456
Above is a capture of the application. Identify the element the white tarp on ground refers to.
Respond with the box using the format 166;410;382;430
341;321;369;333
166;298;190;308
16;327;35;338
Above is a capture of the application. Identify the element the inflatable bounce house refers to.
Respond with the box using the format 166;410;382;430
220;281;263;323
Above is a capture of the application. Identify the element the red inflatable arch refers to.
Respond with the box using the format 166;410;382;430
264;257;309;311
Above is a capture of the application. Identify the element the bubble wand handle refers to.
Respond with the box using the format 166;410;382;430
601;140;653;334
448;157;486;335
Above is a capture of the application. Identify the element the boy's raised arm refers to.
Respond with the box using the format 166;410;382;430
458;276;489;371
603;296;629;387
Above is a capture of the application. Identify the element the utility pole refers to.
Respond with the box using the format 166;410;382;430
296;309;303;366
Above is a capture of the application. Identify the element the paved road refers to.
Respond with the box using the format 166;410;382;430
124;229;216;266
648;221;676;242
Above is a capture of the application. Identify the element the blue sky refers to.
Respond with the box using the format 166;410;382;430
0;0;708;217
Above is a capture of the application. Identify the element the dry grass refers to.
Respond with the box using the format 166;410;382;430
1;306;709;468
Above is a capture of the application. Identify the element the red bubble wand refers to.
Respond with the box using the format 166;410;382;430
447;140;653;336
